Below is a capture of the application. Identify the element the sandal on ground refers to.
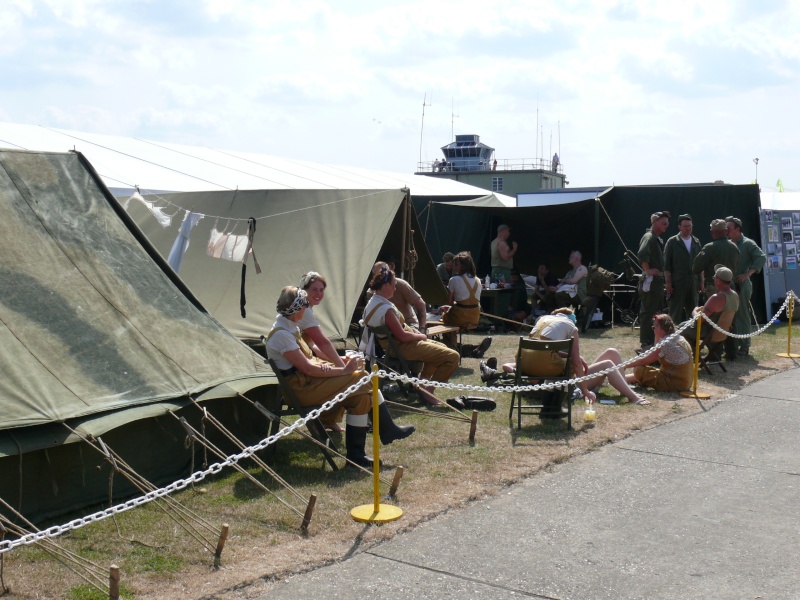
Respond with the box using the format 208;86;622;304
631;396;651;406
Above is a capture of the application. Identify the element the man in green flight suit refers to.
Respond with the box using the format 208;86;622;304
726;216;766;356
637;211;670;350
664;213;702;326
693;219;739;300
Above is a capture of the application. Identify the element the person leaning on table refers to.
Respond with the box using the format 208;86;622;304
265;286;414;468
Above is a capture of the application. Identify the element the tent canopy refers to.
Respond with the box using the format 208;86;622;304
125;188;448;341
0;150;269;433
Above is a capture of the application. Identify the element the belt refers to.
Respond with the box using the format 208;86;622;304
279;366;298;377
455;303;479;309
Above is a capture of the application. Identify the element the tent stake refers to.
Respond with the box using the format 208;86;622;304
469;410;479;444
301;495;317;534
213;524;229;569
389;466;404;498
109;564;120;600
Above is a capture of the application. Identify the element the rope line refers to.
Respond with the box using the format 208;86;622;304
1;292;795;555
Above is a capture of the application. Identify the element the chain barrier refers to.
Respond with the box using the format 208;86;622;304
0;372;373;554
3;292;795;554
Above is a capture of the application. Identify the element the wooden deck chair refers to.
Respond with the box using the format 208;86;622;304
267;359;340;471
506;337;574;430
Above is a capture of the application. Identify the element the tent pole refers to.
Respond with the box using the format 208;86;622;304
400;189;409;280
594;200;600;264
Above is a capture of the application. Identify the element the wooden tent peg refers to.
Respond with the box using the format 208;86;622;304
109;564;120;600
389;466;404;498
468;410;479;443
213;524;230;569
301;494;317;533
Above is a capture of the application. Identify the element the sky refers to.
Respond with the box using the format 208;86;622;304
1;0;798;190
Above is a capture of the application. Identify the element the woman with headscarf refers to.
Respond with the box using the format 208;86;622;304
265;286;414;468
363;264;460;406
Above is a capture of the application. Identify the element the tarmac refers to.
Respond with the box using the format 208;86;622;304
255;367;800;599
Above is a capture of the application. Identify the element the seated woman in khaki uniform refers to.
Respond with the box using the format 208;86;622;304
441;251;492;357
364;265;460;406
266;286;414;468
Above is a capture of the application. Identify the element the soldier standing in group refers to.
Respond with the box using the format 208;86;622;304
693;219;739;300
664;213;702;326
726;216;766;356
637;211;670;351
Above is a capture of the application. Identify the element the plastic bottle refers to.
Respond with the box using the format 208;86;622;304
485;275;491;287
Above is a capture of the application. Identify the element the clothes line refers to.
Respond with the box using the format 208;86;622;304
125;187;393;226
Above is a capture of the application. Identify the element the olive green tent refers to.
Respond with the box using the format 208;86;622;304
0;150;274;522
422;183;765;319
124;188;448;342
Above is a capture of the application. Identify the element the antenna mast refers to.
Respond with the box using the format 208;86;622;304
451;98;459;142
419;92;432;167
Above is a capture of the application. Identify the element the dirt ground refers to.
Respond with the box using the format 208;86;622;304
3;325;797;600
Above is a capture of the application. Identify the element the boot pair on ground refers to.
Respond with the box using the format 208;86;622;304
458;336;492;359
479;357;501;382
345;403;415;469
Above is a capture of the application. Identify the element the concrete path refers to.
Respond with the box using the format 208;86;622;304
256;368;800;599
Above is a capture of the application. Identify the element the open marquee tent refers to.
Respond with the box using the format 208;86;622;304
124;188;449;342
0;150;275;522
422;183;765;319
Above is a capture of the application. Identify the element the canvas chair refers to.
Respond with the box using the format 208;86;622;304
506;337;574;430
267;359;340;470
363;324;421;398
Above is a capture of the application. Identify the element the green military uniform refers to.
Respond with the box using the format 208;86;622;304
732;234;766;350
663;233;701;325
638;229;666;347
692;238;739;298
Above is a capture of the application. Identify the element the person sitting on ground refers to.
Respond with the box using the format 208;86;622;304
371;258;428;332
266;286;414;468
364;265;460;406
436;252;455;286
544;251;589;311
480;308;650;406
615;313;694;393
440;251;492;357
298;271;347;432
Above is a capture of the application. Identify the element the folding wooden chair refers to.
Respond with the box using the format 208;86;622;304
698;313;735;375
506;337;574;430
267;359;340;471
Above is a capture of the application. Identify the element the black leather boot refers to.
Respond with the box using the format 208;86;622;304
378;403;415;445
480;360;499;382
345;425;377;469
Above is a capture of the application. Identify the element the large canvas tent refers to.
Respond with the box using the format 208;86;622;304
422;183;765;319
124;188;448;341
0;150;274;522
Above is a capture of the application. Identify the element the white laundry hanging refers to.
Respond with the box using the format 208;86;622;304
206;221;251;262
123;191;175;228
167;211;204;273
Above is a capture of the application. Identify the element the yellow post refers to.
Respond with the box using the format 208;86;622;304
777;293;800;358
681;312;711;399
351;365;403;523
